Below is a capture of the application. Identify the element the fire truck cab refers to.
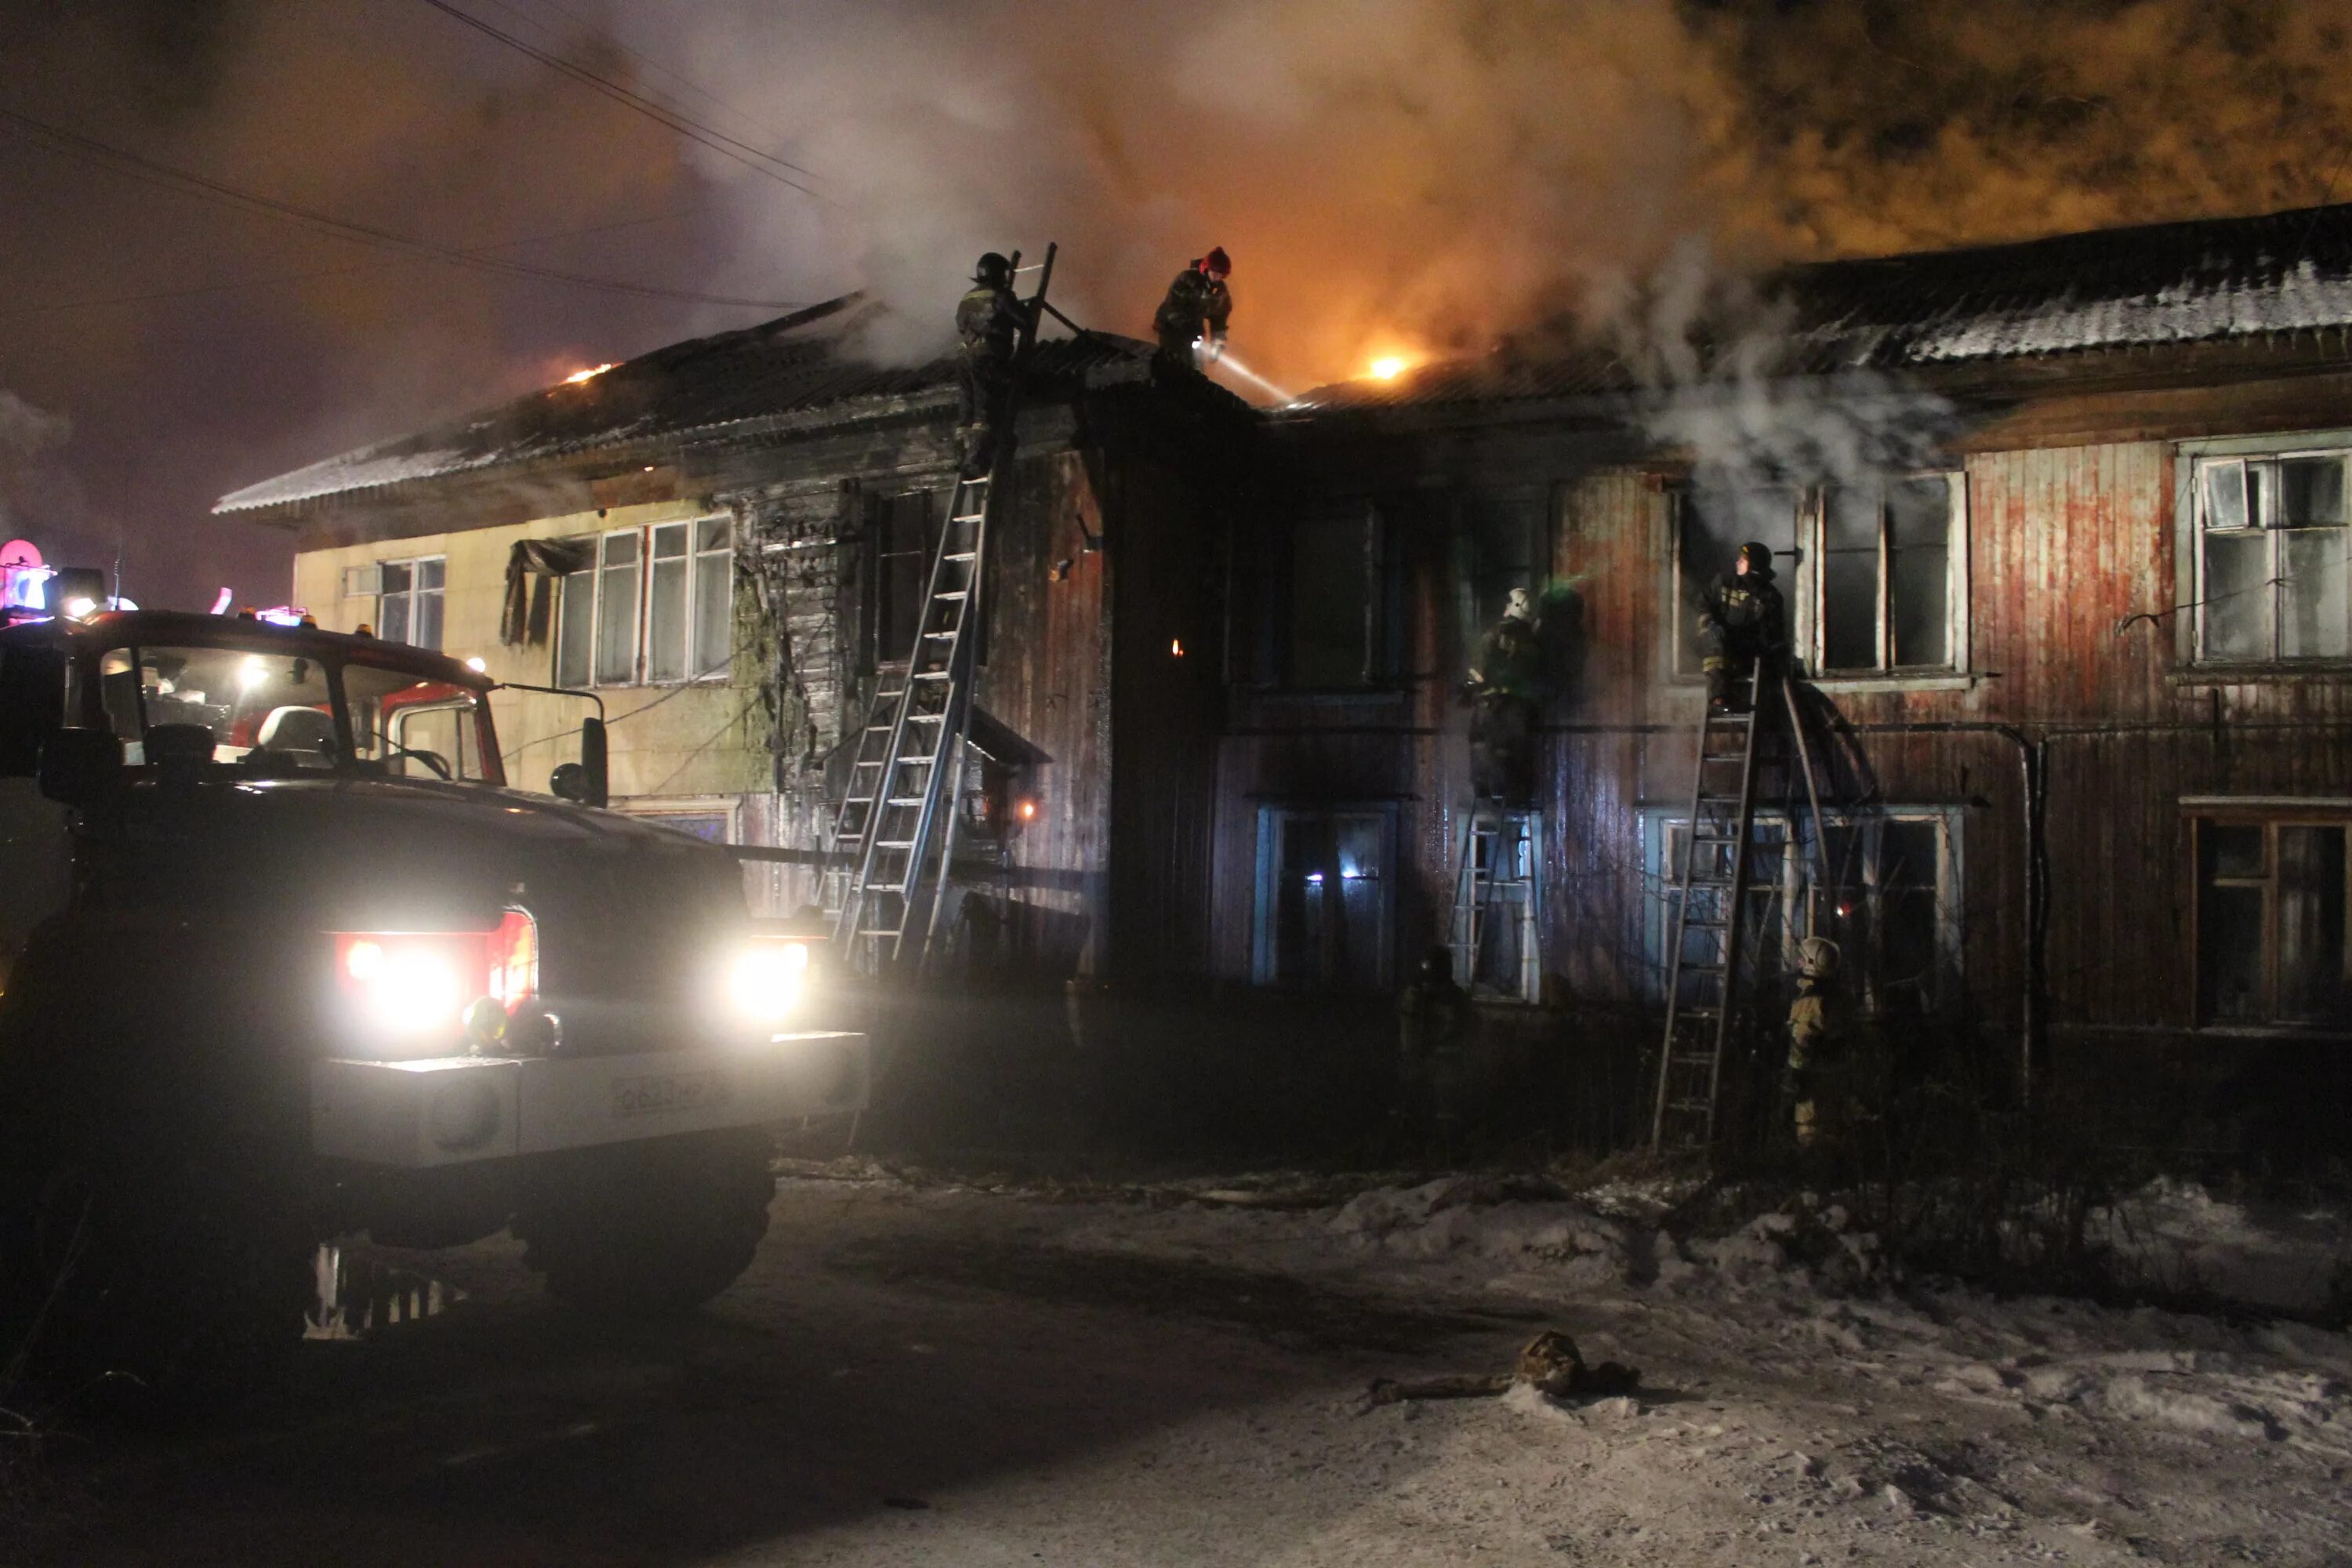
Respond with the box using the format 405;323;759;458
0;609;865;1396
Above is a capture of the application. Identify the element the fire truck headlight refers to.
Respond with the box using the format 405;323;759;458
726;939;809;1025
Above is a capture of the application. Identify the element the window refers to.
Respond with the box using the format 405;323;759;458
1818;477;1960;673
2195;815;2350;1026
1459;811;1541;1002
1283;506;1394;689
1254;805;1395;989
344;663;495;782
1461;495;1546;641
2194;453;2350;662
867;490;946;672
1672;477;1965;679
377;557;445;652
564;518;733;687
1649;808;1958;1015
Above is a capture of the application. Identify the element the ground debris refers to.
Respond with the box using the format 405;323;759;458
1362;1329;1641;1412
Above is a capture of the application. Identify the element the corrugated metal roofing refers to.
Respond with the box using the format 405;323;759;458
1296;199;2352;412
217;296;1153;514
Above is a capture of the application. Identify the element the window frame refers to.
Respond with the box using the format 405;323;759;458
555;517;734;689
2181;443;2352;667
1666;476;1970;688
2187;805;2352;1030
375;554;446;652
1268;501;1400;693
1641;805;1963;1015
1250;801;1399;990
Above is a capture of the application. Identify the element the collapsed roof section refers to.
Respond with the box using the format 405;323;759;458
216;295;1156;520
1294;199;2352;412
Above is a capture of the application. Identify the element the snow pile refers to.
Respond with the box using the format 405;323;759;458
1327;1178;1887;1296
2092;1177;2352;1318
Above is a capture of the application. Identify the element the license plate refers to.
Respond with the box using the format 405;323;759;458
610;1068;733;1119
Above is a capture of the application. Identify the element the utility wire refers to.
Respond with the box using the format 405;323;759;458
0;104;800;311
413;0;825;201
2;203;717;318
507;0;792;155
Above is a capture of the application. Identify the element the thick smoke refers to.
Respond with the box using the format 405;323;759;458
8;0;2352;608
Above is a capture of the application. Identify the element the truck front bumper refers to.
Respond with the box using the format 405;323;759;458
310;1030;868;1168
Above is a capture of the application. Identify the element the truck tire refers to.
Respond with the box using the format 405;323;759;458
515;1128;775;1316
5;1154;314;1411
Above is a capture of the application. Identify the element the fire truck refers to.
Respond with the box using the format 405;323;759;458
0;600;866;1397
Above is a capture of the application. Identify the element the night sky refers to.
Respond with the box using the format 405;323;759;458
5;0;2350;610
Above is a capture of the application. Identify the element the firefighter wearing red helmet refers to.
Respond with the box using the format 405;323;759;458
1153;246;1232;369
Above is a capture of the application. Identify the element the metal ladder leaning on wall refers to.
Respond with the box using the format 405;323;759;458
826;246;1055;974
1448;807;1535;993
1650;659;1775;1154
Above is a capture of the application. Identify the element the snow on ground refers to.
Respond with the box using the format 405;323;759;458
1048;1174;2352;1564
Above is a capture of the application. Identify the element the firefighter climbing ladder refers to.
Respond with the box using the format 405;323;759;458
826;246;1054;973
1649;659;1835;1153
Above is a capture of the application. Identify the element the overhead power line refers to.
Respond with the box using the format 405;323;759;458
0;104;801;311
509;0;793;157
414;0;825;201
4;204;717;318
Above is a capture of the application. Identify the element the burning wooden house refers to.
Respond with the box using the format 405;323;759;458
220;199;2352;1157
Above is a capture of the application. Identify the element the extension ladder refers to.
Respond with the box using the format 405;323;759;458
825;245;1055;973
1447;806;1535;994
1650;660;1773;1153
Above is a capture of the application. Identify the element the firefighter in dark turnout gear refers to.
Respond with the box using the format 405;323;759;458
1697;540;1787;710
1468;586;1544;804
956;252;1027;479
1153;247;1232;369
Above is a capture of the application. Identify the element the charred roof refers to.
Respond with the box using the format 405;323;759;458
216;296;1156;519
1294;199;2352;413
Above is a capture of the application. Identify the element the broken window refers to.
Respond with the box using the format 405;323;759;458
2196;816;2351;1026
1254;806;1393;989
2197;454;2352;662
1816;477;1959;673
376;556;445;652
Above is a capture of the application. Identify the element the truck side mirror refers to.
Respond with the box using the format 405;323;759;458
579;717;609;808
38;727;122;808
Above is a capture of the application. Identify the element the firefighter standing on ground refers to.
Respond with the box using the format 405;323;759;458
1784;936;1853;1151
1468;586;1544;804
956;252;1028;479
1153;247;1232;370
1697;541;1787;709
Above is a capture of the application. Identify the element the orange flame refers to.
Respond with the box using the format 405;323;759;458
561;363;617;386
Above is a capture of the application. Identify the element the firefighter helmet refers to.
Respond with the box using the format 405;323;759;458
1504;586;1534;623
972;252;1013;287
1737;540;1776;579
1200;246;1232;277
1796;936;1841;981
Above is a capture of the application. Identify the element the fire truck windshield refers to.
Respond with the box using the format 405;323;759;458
93;644;500;784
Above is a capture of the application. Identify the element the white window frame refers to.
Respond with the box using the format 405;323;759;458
1667;477;1970;688
2179;439;2352;667
557;517;733;689
1641;806;1962;1015
375;555;445;651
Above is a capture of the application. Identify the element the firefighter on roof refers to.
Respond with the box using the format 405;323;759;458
1467;586;1544;804
1153;247;1232;370
1697;540;1787;710
956;252;1028;479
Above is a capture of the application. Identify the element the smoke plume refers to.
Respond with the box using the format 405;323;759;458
7;0;2352;607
